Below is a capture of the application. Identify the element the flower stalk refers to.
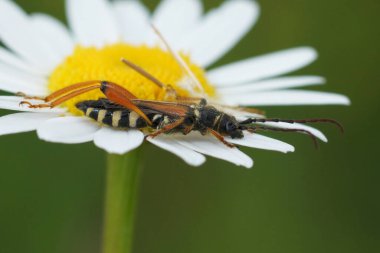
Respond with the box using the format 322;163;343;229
102;150;143;253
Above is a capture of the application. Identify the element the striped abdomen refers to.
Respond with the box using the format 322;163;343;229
76;100;166;129
86;108;150;128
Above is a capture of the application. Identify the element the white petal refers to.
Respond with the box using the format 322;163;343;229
0;96;66;113
0;47;46;76
259;122;328;142
66;0;121;47
215;105;264;120
37;116;99;144
0;0;58;71
113;0;152;45
0;80;47;96
0;112;58;136
218;76;325;94
178;0;260;67
227;133;295;153
153;0;202;45
30;13;74;65
223;90;351;106
0;62;48;95
94;127;144;154
175;132;253;168
147;135;206;167
208;47;318;86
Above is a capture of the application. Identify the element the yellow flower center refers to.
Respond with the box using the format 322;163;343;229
49;43;215;115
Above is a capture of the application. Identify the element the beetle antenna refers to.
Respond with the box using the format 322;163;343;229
241;125;320;149
151;23;205;95
240;118;344;133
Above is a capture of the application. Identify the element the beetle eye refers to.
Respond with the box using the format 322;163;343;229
226;122;237;131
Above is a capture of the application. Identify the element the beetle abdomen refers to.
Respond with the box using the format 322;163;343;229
76;100;165;129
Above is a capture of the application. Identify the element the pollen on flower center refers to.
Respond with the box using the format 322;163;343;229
49;43;215;115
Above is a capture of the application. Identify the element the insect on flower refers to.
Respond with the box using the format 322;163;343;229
0;0;351;168
19;56;343;149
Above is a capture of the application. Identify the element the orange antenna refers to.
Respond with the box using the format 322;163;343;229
151;24;205;95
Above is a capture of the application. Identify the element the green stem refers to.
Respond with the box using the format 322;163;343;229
102;149;143;253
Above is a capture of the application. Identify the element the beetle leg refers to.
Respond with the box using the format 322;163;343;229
182;125;194;135
208;128;236;148
19;80;153;125
20;84;101;108
46;80;102;102
16;92;45;101
148;118;185;138
100;81;152;125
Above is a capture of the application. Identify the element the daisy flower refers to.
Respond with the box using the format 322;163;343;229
0;0;350;168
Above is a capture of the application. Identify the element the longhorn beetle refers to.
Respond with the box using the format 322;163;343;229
20;58;343;148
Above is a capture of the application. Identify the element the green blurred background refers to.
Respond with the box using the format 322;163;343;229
0;0;379;252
